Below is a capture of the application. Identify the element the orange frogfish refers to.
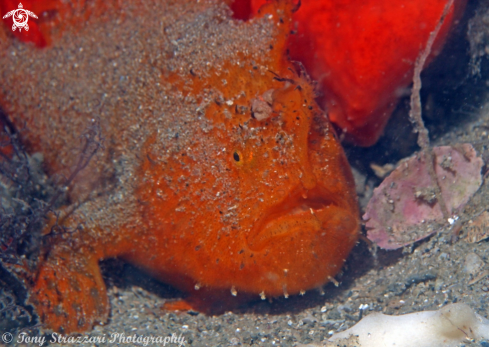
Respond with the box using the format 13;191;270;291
233;0;467;146
0;0;359;333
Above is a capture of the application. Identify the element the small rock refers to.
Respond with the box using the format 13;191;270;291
464;252;485;276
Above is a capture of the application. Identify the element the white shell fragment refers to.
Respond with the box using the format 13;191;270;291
323;303;489;347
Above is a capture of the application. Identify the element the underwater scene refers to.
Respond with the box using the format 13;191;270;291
0;0;489;346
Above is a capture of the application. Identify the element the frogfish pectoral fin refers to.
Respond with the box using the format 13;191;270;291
29;246;109;333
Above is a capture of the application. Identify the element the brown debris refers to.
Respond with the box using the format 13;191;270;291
465;211;489;243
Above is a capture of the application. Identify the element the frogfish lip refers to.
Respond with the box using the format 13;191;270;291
246;187;341;252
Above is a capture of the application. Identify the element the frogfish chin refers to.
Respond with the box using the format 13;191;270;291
0;0;359;332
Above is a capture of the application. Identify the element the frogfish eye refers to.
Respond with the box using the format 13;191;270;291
233;151;241;162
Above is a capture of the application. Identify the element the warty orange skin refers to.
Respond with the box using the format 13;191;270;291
0;0;359;333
